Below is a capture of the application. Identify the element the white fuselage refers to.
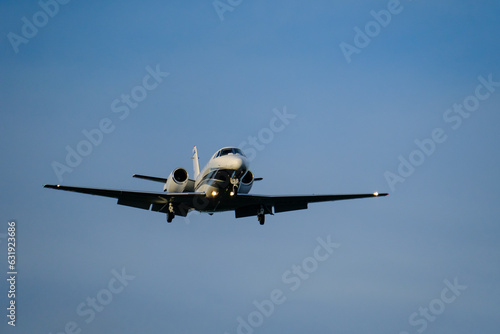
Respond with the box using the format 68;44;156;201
194;147;250;198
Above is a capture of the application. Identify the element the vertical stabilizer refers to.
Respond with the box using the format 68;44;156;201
192;146;200;179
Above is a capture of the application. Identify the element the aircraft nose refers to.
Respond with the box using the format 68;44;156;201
216;154;249;171
232;156;248;171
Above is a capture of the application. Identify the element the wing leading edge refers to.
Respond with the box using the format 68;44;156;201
43;184;205;217
231;193;388;218
44;184;387;220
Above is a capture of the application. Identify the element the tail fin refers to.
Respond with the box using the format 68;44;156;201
192;146;200;179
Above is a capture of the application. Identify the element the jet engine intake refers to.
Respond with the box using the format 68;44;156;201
164;168;189;192
238;170;254;194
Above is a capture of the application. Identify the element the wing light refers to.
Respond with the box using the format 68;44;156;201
373;192;379;196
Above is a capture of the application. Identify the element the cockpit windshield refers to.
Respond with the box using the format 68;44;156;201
215;147;245;158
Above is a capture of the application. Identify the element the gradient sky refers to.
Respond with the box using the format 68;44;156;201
1;1;499;333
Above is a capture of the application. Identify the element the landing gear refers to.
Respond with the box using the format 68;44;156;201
166;203;175;223
257;207;265;225
230;175;240;196
230;185;238;196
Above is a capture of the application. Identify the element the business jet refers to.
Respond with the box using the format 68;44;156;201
44;146;387;224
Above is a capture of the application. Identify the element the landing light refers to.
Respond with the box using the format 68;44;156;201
211;190;219;197
230;191;235;196
373;192;379;196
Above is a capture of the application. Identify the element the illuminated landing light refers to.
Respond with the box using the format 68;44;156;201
373;192;379;196
230;191;235;196
211;190;219;197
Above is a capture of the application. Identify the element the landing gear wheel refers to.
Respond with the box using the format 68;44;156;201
166;203;175;223
258;214;265;225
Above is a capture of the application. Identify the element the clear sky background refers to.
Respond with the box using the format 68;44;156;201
1;0;499;333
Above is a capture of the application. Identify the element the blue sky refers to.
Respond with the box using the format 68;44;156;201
1;0;499;333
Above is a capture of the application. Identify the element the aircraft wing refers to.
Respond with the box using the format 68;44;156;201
43;184;205;217
231;192;388;218
44;184;387;220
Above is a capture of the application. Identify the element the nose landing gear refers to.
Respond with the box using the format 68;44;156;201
230;174;240;196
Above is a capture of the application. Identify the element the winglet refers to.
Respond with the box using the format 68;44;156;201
192;146;200;179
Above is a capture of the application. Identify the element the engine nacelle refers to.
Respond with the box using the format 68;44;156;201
164;168;189;193
238;170;254;194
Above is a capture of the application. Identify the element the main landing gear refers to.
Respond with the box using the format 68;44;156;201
257;207;265;225
257;214;265;225
166;203;175;223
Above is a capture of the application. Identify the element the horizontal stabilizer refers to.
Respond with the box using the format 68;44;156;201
132;174;168;183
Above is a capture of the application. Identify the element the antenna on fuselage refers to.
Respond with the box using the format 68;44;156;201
192;146;200;179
